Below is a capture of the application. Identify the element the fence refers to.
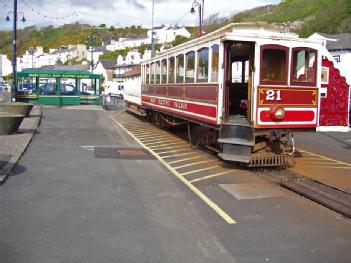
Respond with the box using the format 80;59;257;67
101;95;125;110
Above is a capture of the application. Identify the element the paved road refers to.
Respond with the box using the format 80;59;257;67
1;107;351;263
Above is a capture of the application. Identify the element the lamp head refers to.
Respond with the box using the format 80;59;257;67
21;16;26;23
5;16;10;22
190;7;195;14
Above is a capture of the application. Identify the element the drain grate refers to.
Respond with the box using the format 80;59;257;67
94;147;154;160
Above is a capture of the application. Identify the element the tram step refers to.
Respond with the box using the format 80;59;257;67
220;123;254;141
221;143;251;156
218;138;255;146
218;153;251;163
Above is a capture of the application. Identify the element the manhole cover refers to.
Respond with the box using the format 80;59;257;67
95;147;154;160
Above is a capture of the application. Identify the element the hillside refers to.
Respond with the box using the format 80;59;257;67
0;23;148;57
206;0;351;37
0;0;350;58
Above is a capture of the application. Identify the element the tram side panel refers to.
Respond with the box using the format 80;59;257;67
141;84;219;125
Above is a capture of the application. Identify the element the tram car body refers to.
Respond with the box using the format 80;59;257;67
125;23;323;167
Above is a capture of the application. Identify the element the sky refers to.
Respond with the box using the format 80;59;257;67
0;0;281;30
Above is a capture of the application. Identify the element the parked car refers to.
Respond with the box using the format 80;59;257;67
61;84;76;96
40;83;57;95
19;83;36;94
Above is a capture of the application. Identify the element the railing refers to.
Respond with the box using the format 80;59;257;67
101;94;125;110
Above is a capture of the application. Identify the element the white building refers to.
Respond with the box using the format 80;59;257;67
94;60;116;82
147;25;191;44
309;33;351;85
0;55;12;77
18;44;88;70
87;46;108;63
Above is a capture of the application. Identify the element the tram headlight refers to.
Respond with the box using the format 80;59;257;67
270;106;285;121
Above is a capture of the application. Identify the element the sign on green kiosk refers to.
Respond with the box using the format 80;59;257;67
17;69;101;106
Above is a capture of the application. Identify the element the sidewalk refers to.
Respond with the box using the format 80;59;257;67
0;106;42;183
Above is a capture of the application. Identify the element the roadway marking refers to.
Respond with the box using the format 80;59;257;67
140;136;175;142
162;152;198;159
113;118;236;224
151;143;188;151
144;139;185;146
157;148;190;155
180;166;220;176
168;156;205;164
136;134;171;139
173;160;217;170
190;170;233;183
297;149;351;167
301;166;351;169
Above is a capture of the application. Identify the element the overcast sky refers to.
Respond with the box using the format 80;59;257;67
0;0;281;30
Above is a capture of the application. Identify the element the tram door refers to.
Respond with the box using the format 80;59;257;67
223;41;255;122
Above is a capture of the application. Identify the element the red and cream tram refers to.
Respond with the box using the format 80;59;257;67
125;23;323;167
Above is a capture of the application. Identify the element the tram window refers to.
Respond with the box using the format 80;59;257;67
168;57;175;83
39;78;57;95
151;63;155;84
291;48;317;85
161;59;167;83
176;54;185;83
197;47;209;83
231;61;249;83
185;51;195;83
156;61;161;84
211;44;219;82
261;46;288;84
146;64;150;84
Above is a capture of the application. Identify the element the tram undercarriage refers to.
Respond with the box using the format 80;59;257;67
135;107;295;168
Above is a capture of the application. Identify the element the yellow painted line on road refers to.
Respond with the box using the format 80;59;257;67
173;160;217;170
113;118;236;224
146;139;185;147
141;138;173;144
157;148;190;155
298;149;351;167
168;156;205;164
137;134;173;140
297;161;345;164
133;133;169;139
139;135;175;142
180;166;220;176
190;170;233;183
302;166;351;169
162;152;197;159
151;143;187;151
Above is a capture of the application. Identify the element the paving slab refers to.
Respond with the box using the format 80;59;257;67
0;105;41;183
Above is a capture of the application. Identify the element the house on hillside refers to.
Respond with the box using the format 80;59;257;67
94;60;116;82
147;25;191;44
309;33;351;84
87;46;108;63
0;55;13;77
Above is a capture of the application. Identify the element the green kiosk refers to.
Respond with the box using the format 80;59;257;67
17;69;101;105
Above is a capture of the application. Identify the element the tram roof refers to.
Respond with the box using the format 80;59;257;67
144;22;320;62
18;68;100;79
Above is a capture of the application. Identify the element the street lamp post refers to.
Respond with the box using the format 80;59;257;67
190;0;204;37
151;0;155;58
5;1;26;101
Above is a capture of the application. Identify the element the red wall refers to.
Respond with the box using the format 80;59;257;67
319;58;350;127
